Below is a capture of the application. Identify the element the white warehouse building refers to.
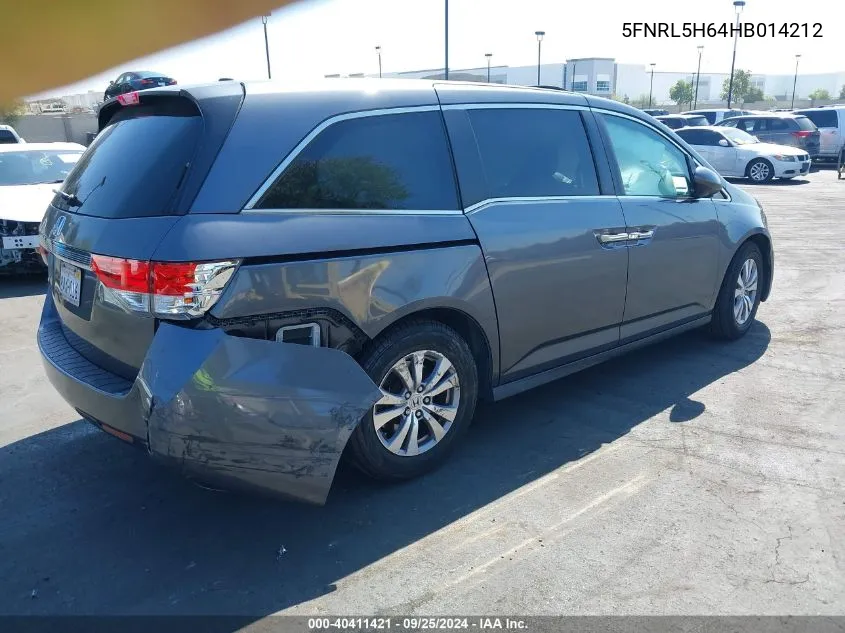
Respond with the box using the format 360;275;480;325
342;57;845;107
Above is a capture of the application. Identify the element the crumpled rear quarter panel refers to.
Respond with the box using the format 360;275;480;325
138;324;381;505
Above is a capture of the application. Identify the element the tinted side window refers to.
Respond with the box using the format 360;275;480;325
466;108;599;198
676;129;713;145
701;112;717;124
256;111;459;211
720;118;740;128
0;130;17;144
797;110;838;128
769;118;789;130
602;115;692;198
751;118;769;132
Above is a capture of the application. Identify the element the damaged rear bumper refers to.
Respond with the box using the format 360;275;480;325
37;294;381;504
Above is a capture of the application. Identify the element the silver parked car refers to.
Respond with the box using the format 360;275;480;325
676;126;811;182
717;113;820;157
38;79;774;504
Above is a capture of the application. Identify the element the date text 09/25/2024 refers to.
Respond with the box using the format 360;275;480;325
622;22;823;38
307;617;528;631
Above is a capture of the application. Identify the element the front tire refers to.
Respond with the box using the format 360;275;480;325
348;320;479;481
746;158;774;183
709;242;764;340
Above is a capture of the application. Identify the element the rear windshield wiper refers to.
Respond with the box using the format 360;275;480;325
52;188;83;208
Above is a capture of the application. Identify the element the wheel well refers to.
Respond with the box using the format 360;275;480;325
745;233;773;302
369;308;495;401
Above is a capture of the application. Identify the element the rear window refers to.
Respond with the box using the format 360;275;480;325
687;116;709;126
795;116;818;131
797;110;837;128
699;112;717;124
56;100;201;218
0;129;18;144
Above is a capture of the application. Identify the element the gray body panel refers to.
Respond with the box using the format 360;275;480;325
464;198;628;380
615;196;721;340
212;243;501;384
36;79;774;504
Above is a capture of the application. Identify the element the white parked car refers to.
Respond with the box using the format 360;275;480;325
0;142;85;274
675;126;811;183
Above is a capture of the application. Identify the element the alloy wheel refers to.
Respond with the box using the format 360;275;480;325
372;350;461;457
749;161;770;182
733;258;759;326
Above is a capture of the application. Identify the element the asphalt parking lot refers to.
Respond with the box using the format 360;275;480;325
1;168;843;619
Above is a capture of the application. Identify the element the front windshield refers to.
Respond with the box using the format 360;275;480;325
720;128;758;145
0;149;84;186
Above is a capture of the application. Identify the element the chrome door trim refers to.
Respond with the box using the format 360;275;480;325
242;105;442;210
242;208;463;216
441;103;588;112
464;195;613;215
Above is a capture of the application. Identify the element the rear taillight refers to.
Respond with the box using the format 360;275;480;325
139;78;155;86
791;131;813;138
91;255;238;320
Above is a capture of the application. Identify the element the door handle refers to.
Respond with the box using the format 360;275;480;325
627;229;655;241
597;232;630;244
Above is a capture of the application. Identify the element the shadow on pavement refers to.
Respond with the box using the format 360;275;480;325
0;321;771;619
0;275;47;299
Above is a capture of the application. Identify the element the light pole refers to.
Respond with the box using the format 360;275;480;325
444;0;449;80
726;0;746;108
535;31;545;85
485;53;493;82
375;45;382;78
260;15;271;79
694;46;704;108
571;60;577;90
791;54;801;109
648;63;656;108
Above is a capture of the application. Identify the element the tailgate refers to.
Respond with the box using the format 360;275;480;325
40;85;243;378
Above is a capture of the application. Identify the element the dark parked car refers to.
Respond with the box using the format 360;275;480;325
656;114;709;129
38;80;773;504
103;70;176;100
717;113;821;158
642;108;669;116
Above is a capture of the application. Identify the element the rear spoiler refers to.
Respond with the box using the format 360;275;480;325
97;82;246;131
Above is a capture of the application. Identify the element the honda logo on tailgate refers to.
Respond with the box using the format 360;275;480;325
50;215;67;242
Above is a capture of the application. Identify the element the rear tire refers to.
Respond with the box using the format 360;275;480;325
746;158;774;183
709;242;764;340
348;320;478;481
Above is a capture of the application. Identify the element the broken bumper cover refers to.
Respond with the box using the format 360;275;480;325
37;294;381;504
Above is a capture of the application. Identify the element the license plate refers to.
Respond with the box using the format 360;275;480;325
1;235;39;249
57;261;82;307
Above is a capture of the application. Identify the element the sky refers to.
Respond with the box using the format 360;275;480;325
32;0;844;99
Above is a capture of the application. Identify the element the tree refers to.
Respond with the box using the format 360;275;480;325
0;100;26;126
720;69;753;105
669;80;695;110
630;94;652;109
808;88;831;101
745;86;765;103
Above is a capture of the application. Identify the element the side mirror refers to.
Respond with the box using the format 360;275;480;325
693;166;723;198
109;80;115;85
718;139;730;147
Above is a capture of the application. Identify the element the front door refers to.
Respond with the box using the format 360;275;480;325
598;113;721;341
443;105;629;381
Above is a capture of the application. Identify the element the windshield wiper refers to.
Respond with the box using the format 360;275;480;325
52;188;83;208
